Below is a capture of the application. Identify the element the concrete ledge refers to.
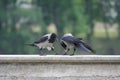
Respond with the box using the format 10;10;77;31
0;55;120;63
0;55;120;80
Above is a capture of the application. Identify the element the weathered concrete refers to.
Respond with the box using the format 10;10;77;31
0;55;120;80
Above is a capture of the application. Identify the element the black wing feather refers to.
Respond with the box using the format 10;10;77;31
62;36;75;43
81;43;95;53
77;39;95;53
34;36;48;44
60;41;67;49
62;36;83;45
74;37;95;53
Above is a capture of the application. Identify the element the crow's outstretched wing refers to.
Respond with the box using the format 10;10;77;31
34;36;48;44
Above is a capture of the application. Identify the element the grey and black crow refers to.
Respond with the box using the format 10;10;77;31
25;33;57;54
60;33;95;55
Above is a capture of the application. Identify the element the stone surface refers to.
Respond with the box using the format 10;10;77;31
0;55;120;80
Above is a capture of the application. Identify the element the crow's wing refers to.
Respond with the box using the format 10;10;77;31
62;36;83;44
77;40;95;53
76;38;82;40
75;37;95;53
75;43;95;53
74;38;83;43
34;36;48;44
60;40;67;49
62;36;75;43
81;43;95;53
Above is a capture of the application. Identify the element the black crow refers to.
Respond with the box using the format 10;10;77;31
60;33;95;55
25;33;57;54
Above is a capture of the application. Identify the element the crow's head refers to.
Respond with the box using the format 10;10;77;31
51;33;57;39
49;33;57;43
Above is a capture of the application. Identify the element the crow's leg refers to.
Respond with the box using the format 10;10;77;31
39;48;45;55
51;47;54;51
50;47;55;54
70;48;76;56
51;47;58;55
63;48;70;55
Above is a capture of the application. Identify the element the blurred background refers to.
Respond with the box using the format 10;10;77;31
0;0;120;55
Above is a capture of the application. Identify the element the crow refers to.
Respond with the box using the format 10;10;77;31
60;33;95;55
25;33;57;54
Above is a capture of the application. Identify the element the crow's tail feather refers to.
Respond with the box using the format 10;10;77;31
24;43;35;46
